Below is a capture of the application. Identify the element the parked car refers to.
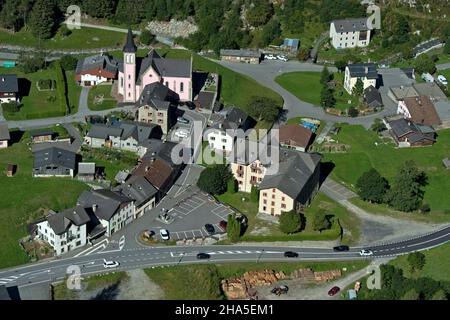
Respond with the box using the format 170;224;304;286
219;220;228;231
177;116;190;124
333;245;350;252
437;75;448;85
328;286;340;296
103;259;120;269
271;285;289;295
204;224;215;234
421;73;435;83
277;55;288;62
160;228;170;240
196;253;211;259
174;129;189;138
265;54;277;60
283;251;299;258
359;249;374;257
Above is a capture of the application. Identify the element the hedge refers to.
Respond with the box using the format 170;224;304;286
54;61;69;115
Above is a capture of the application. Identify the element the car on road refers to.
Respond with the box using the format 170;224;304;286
328;286;340;296
204;224;215;234
359;249;374;257
174;129;189;138
103;259;120;269
265;54;277;60
219;220;227;231
277;55;288;62
333;245;350;252
160;228;170;240
437;75;448;85
177;116;190;124
271;285;289;295
283;251;299;258
196;253;211;259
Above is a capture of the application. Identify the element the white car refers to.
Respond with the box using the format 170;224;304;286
277;55;288;62
103;259;120;269
160;228;170;241
359;249;374;257
437;75;448;85
265;54;277;60
174;129;189;138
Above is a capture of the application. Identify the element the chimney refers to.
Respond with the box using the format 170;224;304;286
92;204;98;213
365;66;369;74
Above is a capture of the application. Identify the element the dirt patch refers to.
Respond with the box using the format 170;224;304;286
117;269;164;300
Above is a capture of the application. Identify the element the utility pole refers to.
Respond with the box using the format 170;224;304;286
177;252;185;266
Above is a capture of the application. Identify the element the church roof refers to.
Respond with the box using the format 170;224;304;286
123;28;137;53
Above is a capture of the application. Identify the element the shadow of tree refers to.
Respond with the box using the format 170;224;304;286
90;282;121;300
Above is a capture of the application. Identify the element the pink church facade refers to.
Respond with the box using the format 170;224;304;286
118;29;192;103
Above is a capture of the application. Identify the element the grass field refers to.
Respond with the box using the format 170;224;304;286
323;124;450;217
0;130;89;268
216;191;360;243
88;85;117;111
275;71;356;112
0;26;126;50
145;260;369;299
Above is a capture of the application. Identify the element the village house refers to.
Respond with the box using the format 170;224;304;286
388;85;419;103
386;117;436;148
84;121;162;156
0;74;18;104
220;49;261;64
206;107;253;153
32;147;77;178
397;96;441;126
77;162;96;181
278;124;314;152
75;54;119;86
363;85;383;109
329;17;371;49
118;29;192;103
30;130;54;143
0;122;10;149
136;82;179;134
344;63;378;94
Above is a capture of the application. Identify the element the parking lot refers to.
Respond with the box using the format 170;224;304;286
152;190;234;241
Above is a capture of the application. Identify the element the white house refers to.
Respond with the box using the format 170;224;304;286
75;54;118;86
0;74;19;104
36;207;89;256
329;17;371;49
344;63;378;95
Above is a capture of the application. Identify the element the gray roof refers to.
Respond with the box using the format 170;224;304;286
0;74;18;93
433;100;450;122
195;91;216;110
0;122;10;140
137;82;178;109
33;147;76;171
46;206;90;235
389;85;419;100
78;162;95;175
87;124;122;140
141;139;181;166
413;83;447;101
115;170;130;183
87;122;159;143
30;129;54;137
75;54;118;75
259;148;321;199
212;107;250;130
364;85;382;107
114;175;158;208
78;189;132;221
347;63;378;79
123;28;137;53
220;49;261;58
389;118;435;143
332;17;369;33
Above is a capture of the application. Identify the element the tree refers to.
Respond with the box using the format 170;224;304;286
19;53;46;73
29;0;56;40
227;178;237;194
407;252;426;273
444;38;450;55
247;96;280;122
320;87;335;109
279;210;301;234
385;161;427;212
60;55;77;71
260;18;281;47
414;54;436;75
401;288;420;300
227;213;241;242
356;168;389;203
250;185;259;203
352;78;364;97
431;290;447;300
140;30;155;45
245;0;273;27
197;165;231;195
348;107;359;117
312;210;331;232
320;66;332;86
335;60;347;72
371;118;387;133
82;0;116;18
0;0;22;32
297;48;310;61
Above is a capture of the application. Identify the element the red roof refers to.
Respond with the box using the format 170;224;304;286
279;124;314;149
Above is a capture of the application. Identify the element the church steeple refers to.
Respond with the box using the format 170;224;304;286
123;28;137;53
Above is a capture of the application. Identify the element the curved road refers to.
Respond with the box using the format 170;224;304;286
0;225;449;289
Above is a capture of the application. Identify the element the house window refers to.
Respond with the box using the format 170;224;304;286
120;77;123;88
263;193;267;197
272;194;275;199
128;75;131;80
271;201;275;206
281;203;286;209
263;200;267;205
180;82;184;92
76;241;81;246
282;197;285;201
165;81;169;87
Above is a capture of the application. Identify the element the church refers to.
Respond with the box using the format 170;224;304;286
118;29;193;103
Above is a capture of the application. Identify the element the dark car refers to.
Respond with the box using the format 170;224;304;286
333;245;350;252
204;224;215;234
328;286;340;296
219;220;227;231
284;251;299;258
196;253;211;259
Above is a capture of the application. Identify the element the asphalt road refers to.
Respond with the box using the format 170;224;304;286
1;225;449;289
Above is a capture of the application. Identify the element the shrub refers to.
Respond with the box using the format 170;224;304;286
312;210;332;232
250;186;259;203
1;101;20;113
54;61;69;114
348;107;359;117
60;55;78;71
197;165;232;195
279;210;301;234
227;178;237;194
140;30;155;45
